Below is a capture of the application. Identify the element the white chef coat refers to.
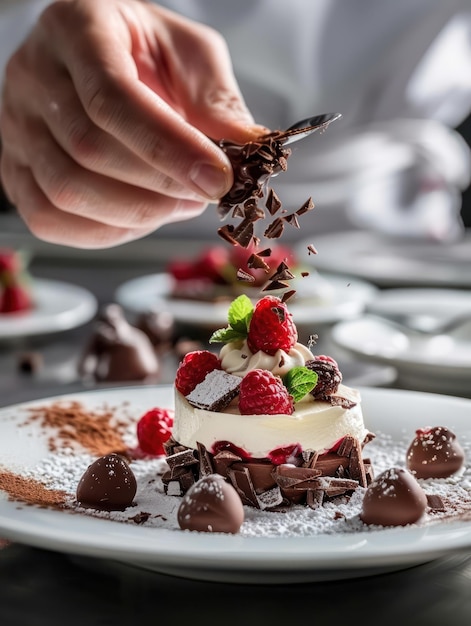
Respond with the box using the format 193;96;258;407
1;0;471;241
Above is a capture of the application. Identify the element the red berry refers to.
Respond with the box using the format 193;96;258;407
0;283;33;313
136;407;174;456
239;369;294;415
247;296;297;355
194;247;230;284
175;350;221;396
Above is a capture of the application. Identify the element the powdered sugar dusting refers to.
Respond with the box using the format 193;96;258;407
10;425;471;537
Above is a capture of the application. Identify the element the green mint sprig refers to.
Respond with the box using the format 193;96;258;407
209;294;254;344
283;366;318;402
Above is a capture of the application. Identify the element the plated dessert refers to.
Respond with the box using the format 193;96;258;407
0;295;469;541
0;248;33;314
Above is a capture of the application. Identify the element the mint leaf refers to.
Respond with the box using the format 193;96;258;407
209;295;254;344
209;327;246;344
283;366;318;402
228;294;253;332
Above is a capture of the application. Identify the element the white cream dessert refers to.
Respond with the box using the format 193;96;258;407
165;295;374;509
174;377;366;459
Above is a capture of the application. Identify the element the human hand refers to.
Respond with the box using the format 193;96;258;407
0;0;264;248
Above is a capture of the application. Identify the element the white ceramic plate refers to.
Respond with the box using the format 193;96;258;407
1;385;471;584
297;230;471;287
114;272;378;329
331;307;471;396
0;278;97;340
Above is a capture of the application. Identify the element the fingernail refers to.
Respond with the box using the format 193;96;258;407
190;163;230;199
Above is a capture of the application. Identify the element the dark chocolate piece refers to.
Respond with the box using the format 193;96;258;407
185;369;241;411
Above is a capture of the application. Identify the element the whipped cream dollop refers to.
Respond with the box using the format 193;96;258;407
219;339;314;377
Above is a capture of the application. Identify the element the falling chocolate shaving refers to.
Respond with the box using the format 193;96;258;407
264;217;285;239
237;268;256;282
262;280;291;292
265;188;282;215
217;224;238;245
281;290;296;303
247;253;270;271
269;261;295;282
283;213;301;229
301;271;310;277
257;248;272;257
307;243;318;255
296;197;315;215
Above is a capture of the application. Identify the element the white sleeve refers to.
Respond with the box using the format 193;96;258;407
0;0;53;90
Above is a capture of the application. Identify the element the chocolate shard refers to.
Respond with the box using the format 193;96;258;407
166;448;199;474
283;213;300;229
296;197;315;215
237;268;256;282
185;369;241;411
197;442;214;478
307;243;318;255
262;280;291;292
212;450;242;478
247;254;270;272
268;261;295;282
264;217;285;239
217;224;238;245
281;290;296;303
265;188;282;215
227;465;259;508
426;494;446;512
256;486;284;510
257;248;272;257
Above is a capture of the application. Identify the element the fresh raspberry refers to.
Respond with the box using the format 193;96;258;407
0;283;33;313
175;350;221;396
247;296;297;355
305;355;342;398
136;407;174;456
239;369;294;415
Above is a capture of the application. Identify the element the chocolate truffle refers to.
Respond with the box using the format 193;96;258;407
406;426;465;479
78;304;160;382
76;453;137;511
177;474;244;533
360;467;427;527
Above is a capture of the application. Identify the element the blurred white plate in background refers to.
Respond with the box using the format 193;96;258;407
0;278;97;340
297;230;471;288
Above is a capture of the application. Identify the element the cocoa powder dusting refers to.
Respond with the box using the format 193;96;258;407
0;469;68;509
23;401;129;456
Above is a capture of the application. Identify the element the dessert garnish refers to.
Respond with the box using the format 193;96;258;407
216;117;339;300
76;453;137;511
360;467;428;527
177;474;244;533
406;426;465;479
136;407;174;456
0;248;33;314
